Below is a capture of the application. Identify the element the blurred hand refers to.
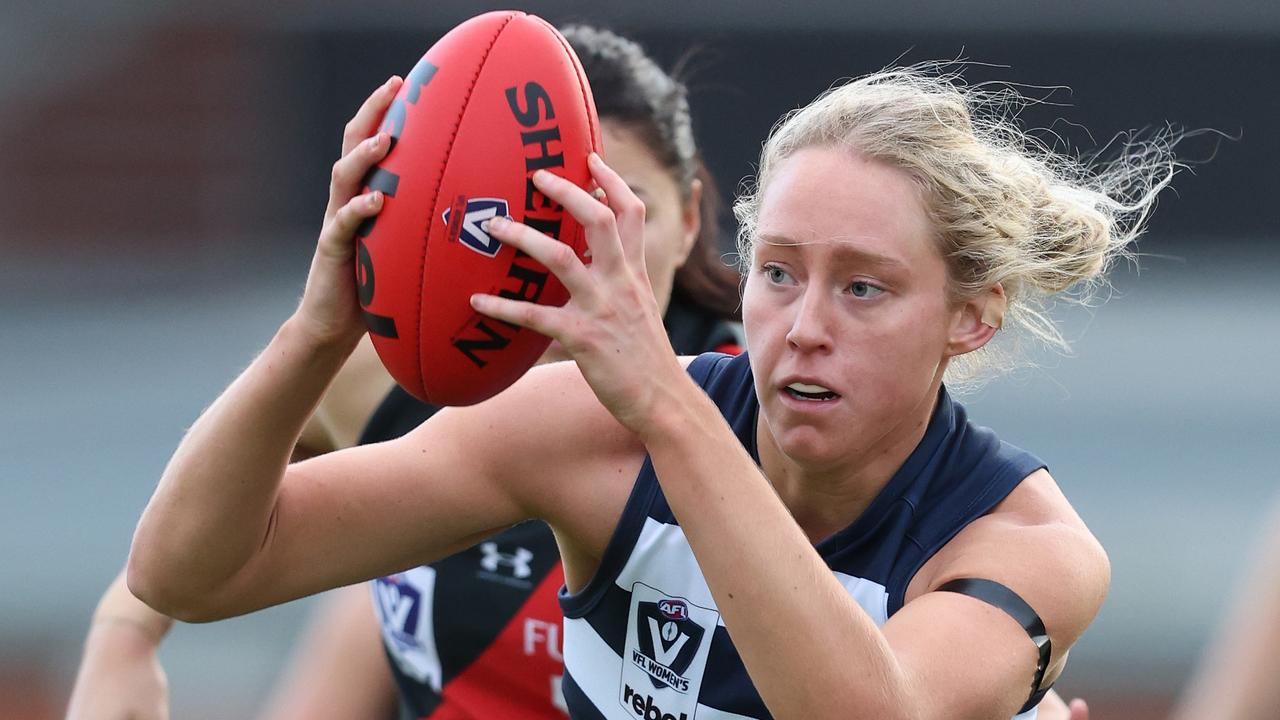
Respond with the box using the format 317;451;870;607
294;76;401;348
1069;698;1090;720
66;619;169;720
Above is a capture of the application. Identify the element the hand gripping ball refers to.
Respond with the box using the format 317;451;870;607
355;11;601;405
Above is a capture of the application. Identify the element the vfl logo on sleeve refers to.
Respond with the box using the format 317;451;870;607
371;567;442;689
620;583;718;720
442;198;511;257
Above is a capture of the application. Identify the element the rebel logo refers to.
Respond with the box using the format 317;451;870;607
622;684;689;720
443;197;511;257
631;601;704;693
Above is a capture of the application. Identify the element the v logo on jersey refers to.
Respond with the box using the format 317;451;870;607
629;594;711;691
646;617;690;667
620;584;717;718
633;601;704;692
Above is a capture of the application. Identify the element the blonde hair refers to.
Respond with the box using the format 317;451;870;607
733;64;1177;386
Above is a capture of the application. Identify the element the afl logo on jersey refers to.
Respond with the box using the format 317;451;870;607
658;599;688;621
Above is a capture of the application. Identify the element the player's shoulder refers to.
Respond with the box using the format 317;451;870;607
952;469;1107;583
918;469;1109;653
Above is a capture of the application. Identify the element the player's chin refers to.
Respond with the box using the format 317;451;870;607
764;413;849;467
777;434;848;470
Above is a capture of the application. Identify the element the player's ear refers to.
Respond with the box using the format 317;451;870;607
946;283;1004;357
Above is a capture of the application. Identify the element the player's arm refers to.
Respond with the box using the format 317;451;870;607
128;332;514;621
66;569;173;720
254;585;397;720
1171;499;1280;720
128;349;628;622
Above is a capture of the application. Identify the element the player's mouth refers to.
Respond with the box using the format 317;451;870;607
780;379;842;403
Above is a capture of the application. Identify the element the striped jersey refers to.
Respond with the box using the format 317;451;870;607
558;351;1047;720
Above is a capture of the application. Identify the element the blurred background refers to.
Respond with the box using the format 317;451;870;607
2;1;1277;718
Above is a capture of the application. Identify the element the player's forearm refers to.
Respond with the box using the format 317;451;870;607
128;316;357;619
67;570;175;719
641;391;920;720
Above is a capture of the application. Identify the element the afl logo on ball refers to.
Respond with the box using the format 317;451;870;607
443;197;512;257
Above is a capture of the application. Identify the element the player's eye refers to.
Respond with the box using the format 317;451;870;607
763;264;791;284
849;281;884;299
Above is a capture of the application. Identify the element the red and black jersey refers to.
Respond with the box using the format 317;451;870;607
358;301;741;720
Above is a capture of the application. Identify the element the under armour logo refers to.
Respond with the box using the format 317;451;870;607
479;542;534;579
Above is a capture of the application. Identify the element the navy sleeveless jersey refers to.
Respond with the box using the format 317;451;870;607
365;303;741;720
558;351;1047;720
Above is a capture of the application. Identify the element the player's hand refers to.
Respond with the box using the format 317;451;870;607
295;76;401;349
66;620;169;720
1069;698;1090;720
470;153;686;434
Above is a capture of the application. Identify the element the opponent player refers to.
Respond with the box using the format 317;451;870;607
67;25;740;720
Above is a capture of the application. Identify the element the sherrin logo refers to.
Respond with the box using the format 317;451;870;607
448;81;561;369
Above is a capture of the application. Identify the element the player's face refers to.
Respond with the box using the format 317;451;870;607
742;146;957;469
541;120;699;364
601;120;699;315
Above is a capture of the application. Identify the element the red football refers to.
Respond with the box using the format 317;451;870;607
355;11;601;406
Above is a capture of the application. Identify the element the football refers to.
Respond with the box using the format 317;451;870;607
355;11;600;405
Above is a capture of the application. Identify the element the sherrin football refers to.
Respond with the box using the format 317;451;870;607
355;11;601;405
